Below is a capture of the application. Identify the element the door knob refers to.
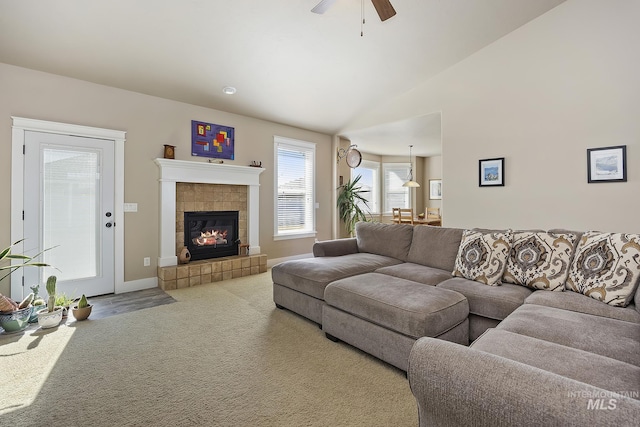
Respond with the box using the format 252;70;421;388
106;222;113;228
106;212;112;217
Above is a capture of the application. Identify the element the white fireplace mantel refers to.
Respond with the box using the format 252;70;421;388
154;158;265;267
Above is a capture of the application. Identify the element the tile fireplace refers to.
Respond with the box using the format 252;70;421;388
154;159;265;267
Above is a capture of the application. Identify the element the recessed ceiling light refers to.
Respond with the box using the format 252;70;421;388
222;86;237;95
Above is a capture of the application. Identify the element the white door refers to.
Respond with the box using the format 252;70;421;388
23;131;115;298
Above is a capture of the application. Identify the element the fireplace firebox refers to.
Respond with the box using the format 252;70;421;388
184;211;239;261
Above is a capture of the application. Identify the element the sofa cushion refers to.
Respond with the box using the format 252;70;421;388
271;253;402;300
497;304;640;367
503;231;578;291
437;277;531;321
452;229;512;285
312;238;358;257
472;329;640;396
406;226;463;271
375;263;453;286
566;231;640;307
526;290;640;324
324;273;468;339
355;222;414;261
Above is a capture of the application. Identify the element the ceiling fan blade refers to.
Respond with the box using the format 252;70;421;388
311;0;337;14
371;0;396;21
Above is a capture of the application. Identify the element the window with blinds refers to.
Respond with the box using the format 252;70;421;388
383;163;410;213
351;160;380;214
274;136;316;239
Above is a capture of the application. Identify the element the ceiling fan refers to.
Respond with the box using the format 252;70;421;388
311;0;397;22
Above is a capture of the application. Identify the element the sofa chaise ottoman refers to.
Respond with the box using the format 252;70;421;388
323;272;468;371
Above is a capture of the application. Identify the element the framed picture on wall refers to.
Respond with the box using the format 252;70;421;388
191;120;235;160
587;145;627;183
479;158;505;187
429;179;442;200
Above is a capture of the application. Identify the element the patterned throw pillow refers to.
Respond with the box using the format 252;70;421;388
503;231;578;291
452;229;513;286
566;232;640;307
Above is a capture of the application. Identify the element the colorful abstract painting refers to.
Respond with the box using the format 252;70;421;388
191;120;235;159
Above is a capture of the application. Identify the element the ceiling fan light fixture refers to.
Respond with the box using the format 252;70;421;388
222;86;237;95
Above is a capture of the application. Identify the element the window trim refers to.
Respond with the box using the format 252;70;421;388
351;159;381;215
273;136;317;240
382;162;411;214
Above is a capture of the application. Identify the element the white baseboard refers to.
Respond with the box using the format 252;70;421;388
116;277;158;294
267;252;313;268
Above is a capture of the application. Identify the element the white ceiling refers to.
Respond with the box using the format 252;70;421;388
0;0;565;156
342;112;442;157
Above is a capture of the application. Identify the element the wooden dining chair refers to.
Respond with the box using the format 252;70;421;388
426;207;441;226
392;207;401;224
426;207;440;219
398;208;414;225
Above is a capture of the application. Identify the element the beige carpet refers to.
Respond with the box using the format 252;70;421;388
0;271;417;426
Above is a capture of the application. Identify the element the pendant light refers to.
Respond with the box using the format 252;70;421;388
403;145;420;187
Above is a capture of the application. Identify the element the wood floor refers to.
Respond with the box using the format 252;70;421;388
89;287;176;320
1;287;175;336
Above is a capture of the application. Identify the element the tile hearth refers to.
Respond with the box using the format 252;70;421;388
157;254;267;290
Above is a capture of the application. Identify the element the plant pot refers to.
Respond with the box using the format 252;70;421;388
28;304;45;323
37;307;64;329
0;306;33;333
71;304;92;321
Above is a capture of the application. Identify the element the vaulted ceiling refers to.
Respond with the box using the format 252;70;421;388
0;0;565;155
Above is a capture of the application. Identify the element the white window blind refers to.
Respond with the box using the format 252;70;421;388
383;163;410;213
274;136;316;239
351;160;380;214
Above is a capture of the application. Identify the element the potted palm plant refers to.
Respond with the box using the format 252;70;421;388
337;174;371;237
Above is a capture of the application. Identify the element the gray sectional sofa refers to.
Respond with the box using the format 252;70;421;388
271;222;640;425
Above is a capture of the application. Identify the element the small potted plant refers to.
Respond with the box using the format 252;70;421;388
0;292;34;333
37;276;64;329
55;292;76;321
28;284;46;323
71;294;92;321
0;240;52;333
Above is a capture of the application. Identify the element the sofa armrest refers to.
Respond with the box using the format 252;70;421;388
312;238;358;257
408;337;640;427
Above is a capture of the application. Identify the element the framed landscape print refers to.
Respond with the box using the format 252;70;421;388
191;120;235;160
479;158;505;187
587;145;627;183
429;179;442;200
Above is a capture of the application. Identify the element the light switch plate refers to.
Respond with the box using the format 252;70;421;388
124;203;138;212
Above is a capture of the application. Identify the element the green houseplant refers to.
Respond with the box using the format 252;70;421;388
36;276;64;329
337;175;371;237
55;292;76;320
71;294;93;321
0;239;50;283
0;240;52;333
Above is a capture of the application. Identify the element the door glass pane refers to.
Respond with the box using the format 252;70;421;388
42;148;101;282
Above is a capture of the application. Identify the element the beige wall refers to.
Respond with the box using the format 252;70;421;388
341;0;639;233
423;156;442;217
0;63;333;295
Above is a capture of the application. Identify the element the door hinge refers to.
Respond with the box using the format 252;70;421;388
22;276;24;287
23;145;25;155
22;210;25;220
